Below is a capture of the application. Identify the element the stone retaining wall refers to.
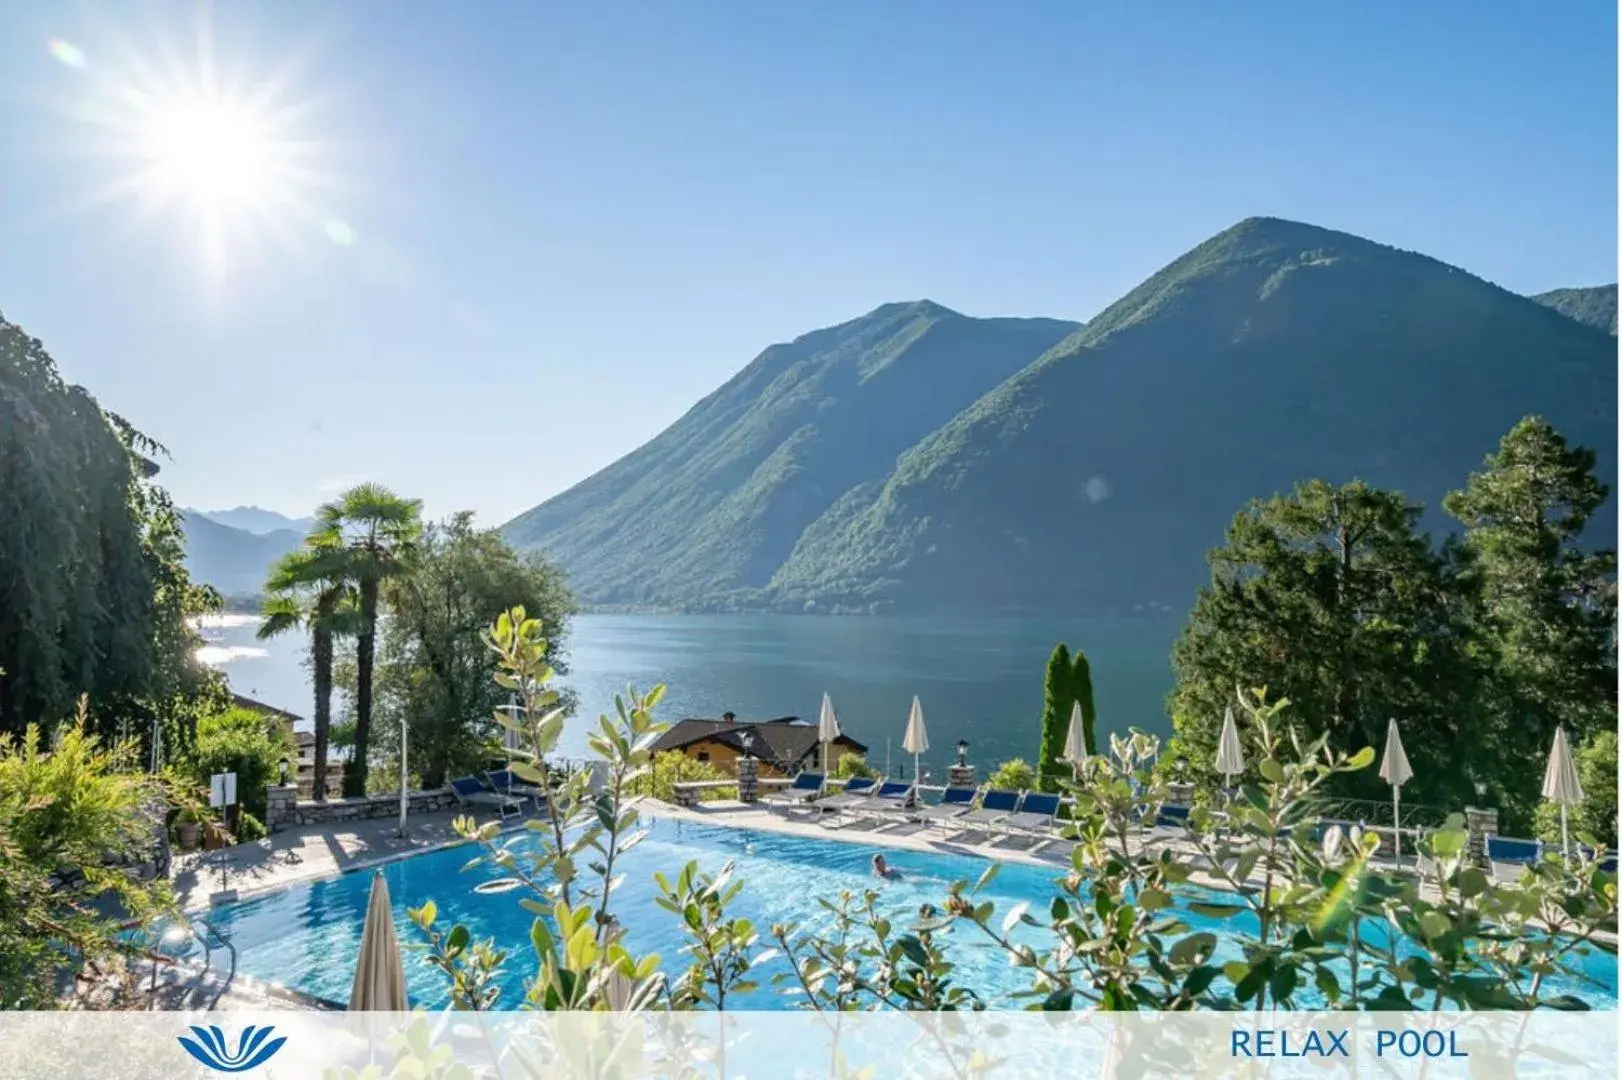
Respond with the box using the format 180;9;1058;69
265;784;460;831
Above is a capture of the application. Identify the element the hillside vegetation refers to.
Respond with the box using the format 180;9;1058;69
505;218;1618;615
502;302;1077;606
1533;284;1617;334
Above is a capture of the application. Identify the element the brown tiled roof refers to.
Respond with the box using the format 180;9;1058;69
654;716;867;772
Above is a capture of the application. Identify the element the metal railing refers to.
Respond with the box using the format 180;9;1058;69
1310;797;1453;830
129;913;237;1010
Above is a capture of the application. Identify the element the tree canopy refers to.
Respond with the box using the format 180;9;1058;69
1169;418;1615;833
0;313;223;752
357;513;575;790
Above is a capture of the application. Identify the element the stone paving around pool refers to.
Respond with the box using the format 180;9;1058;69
170;809;497;911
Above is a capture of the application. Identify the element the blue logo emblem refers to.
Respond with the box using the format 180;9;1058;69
177;1024;288;1073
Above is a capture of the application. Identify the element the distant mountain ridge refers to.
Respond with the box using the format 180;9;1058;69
186;506;316;535
503;301;1078;605
510;217;1614;614
179;513;305;596
1532;285;1617;335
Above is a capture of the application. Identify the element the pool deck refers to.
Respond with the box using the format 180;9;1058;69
171;809;496;911
650;797;1087;869
169;797;1091;912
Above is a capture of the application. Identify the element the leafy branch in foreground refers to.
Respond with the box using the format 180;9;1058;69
411;609;1615;1023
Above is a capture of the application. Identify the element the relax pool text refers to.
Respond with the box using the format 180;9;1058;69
1231;1029;1469;1059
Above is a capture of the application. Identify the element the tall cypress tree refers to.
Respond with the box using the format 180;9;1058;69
1072;648;1098;757
1036;642;1072;792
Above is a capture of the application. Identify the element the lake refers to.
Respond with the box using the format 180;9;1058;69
196;613;1183;775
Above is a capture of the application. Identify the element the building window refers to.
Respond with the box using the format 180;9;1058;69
696;750;710;763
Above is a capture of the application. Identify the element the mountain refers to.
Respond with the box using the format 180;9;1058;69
504;218;1617;615
187;505;316;535
502;301;1078;605
180;513;304;596
1532;285;1617;335
768;218;1617;612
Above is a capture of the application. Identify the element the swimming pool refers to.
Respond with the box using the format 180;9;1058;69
198;817;1617;1010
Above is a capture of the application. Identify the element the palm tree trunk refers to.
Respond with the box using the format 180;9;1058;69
347;580;379;797
312;625;333;802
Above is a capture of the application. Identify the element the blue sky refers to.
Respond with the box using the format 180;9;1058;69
1;2;1615;524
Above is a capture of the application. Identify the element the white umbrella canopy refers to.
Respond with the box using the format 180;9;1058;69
818;692;841;773
1378;718;1414;865
349;872;408;1011
1541;726;1584;861
1063;700;1089;773
1215;706;1246;779
902;696;929;782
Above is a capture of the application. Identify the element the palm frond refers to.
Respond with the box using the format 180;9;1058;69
256;593;307;639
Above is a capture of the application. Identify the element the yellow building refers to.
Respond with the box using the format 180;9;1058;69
651;712;868;778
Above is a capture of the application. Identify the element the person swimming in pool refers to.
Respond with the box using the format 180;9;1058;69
871;853;900;880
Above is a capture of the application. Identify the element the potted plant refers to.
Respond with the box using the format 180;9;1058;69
174;806;201;852
201;818;230;850
165;779;210;853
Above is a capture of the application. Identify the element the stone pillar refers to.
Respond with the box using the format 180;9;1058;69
266;784;298;834
1167;781;1195;807
1465;806;1499;866
947;764;975;788
736;757;759;803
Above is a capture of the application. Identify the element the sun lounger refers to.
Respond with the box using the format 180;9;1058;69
449;775;526;821
998;792;1062;834
760;771;826;810
815;775;880;812
1486;835;1541;883
485;768;546;808
910;785;980;827
856;780;918;817
1142;804;1190;847
956;788;1021;829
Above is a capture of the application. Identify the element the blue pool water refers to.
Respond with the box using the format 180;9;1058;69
198;818;1617;1010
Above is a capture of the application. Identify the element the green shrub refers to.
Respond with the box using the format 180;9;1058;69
0;712;172;1007
831;754;878;780
234;810;268;843
988;757;1037;791
190;707;293;824
627;752;730;803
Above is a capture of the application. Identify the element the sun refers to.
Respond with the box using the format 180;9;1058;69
145;98;273;208
112;77;317;273
49;22;343;278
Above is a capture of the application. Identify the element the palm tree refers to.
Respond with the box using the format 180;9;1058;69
257;542;358;801
313;483;422;797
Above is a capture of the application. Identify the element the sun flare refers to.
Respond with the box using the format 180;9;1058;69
51;24;342;278
112;80;313;271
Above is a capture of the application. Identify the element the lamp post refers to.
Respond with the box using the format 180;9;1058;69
278;758;290;787
737;730;758;804
955;740;969;767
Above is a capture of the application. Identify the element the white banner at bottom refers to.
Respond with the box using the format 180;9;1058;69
0;1010;1615;1078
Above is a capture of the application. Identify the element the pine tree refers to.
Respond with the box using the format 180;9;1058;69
1444;416;1617;826
1072;648;1098;757
1036;642;1072;792
1167;479;1473;810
